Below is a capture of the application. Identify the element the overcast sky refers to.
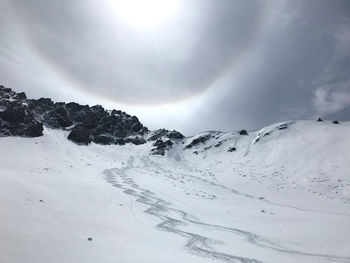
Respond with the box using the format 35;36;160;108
0;0;349;135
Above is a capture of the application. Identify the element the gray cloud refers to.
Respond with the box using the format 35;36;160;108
179;0;350;132
3;0;263;104
0;0;349;134
314;80;350;116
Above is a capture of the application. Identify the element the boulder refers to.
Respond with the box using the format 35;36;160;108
228;146;236;152
239;130;248;135
67;125;91;145
25;121;44;137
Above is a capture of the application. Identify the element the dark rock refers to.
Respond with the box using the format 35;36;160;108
154;139;166;147
153;139;173;148
150;139;173;155
0;92;10;99
65;102;147;145
263;132;270;137
214;141;222;147
131;122;143;132
66;102;87;111
0;86;12;98
150;148;165;156
67;125;91;145
332;120;339;124
65;103;90;122
14;92;27;100
0;85;150;145
129;136;146;145
148;129;184;141
168;130;185;139
185;134;211;149
164;140;173;147
115;138;126;145
277;123;288;130
94;134;115;145
0;104;26;123
0;85;10;92
111;109;122;115
0;101;43;137
317;118;323;122
114;127;127;138
239;130;248;135
28;98;54;115
43;105;72;128
148;129;168;141
228;146;236;152
25;121;44;137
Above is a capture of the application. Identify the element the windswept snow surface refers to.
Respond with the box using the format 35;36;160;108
0;120;349;263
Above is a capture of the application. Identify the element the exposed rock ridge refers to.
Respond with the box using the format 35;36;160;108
0;85;156;145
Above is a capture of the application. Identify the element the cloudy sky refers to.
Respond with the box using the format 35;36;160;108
0;0;349;134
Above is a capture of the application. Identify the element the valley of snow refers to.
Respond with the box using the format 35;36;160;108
1;120;349;263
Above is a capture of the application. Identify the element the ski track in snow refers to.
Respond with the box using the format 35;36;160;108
145;158;350;218
103;156;350;263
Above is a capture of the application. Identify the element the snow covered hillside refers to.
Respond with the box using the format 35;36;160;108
1;120;350;263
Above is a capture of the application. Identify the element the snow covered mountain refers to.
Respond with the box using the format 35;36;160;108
1;86;349;263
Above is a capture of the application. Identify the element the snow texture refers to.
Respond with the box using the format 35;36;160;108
0;120;349;263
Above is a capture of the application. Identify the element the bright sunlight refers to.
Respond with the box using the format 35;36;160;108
110;0;180;29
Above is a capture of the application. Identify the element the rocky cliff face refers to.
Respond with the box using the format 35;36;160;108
0;87;43;137
0;85;183;148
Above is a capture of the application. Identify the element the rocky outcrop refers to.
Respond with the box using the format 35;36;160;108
239;129;248;135
228;146;236;152
0;85;148;145
0;85;189;156
148;129;184;141
43;105;73;128
277;123;288;130
150;139;174;156
185;134;211;149
0;89;43;137
0;85;187;159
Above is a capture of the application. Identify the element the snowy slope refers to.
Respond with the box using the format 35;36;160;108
0;120;349;263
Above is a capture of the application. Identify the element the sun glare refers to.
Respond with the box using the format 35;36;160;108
110;0;180;29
